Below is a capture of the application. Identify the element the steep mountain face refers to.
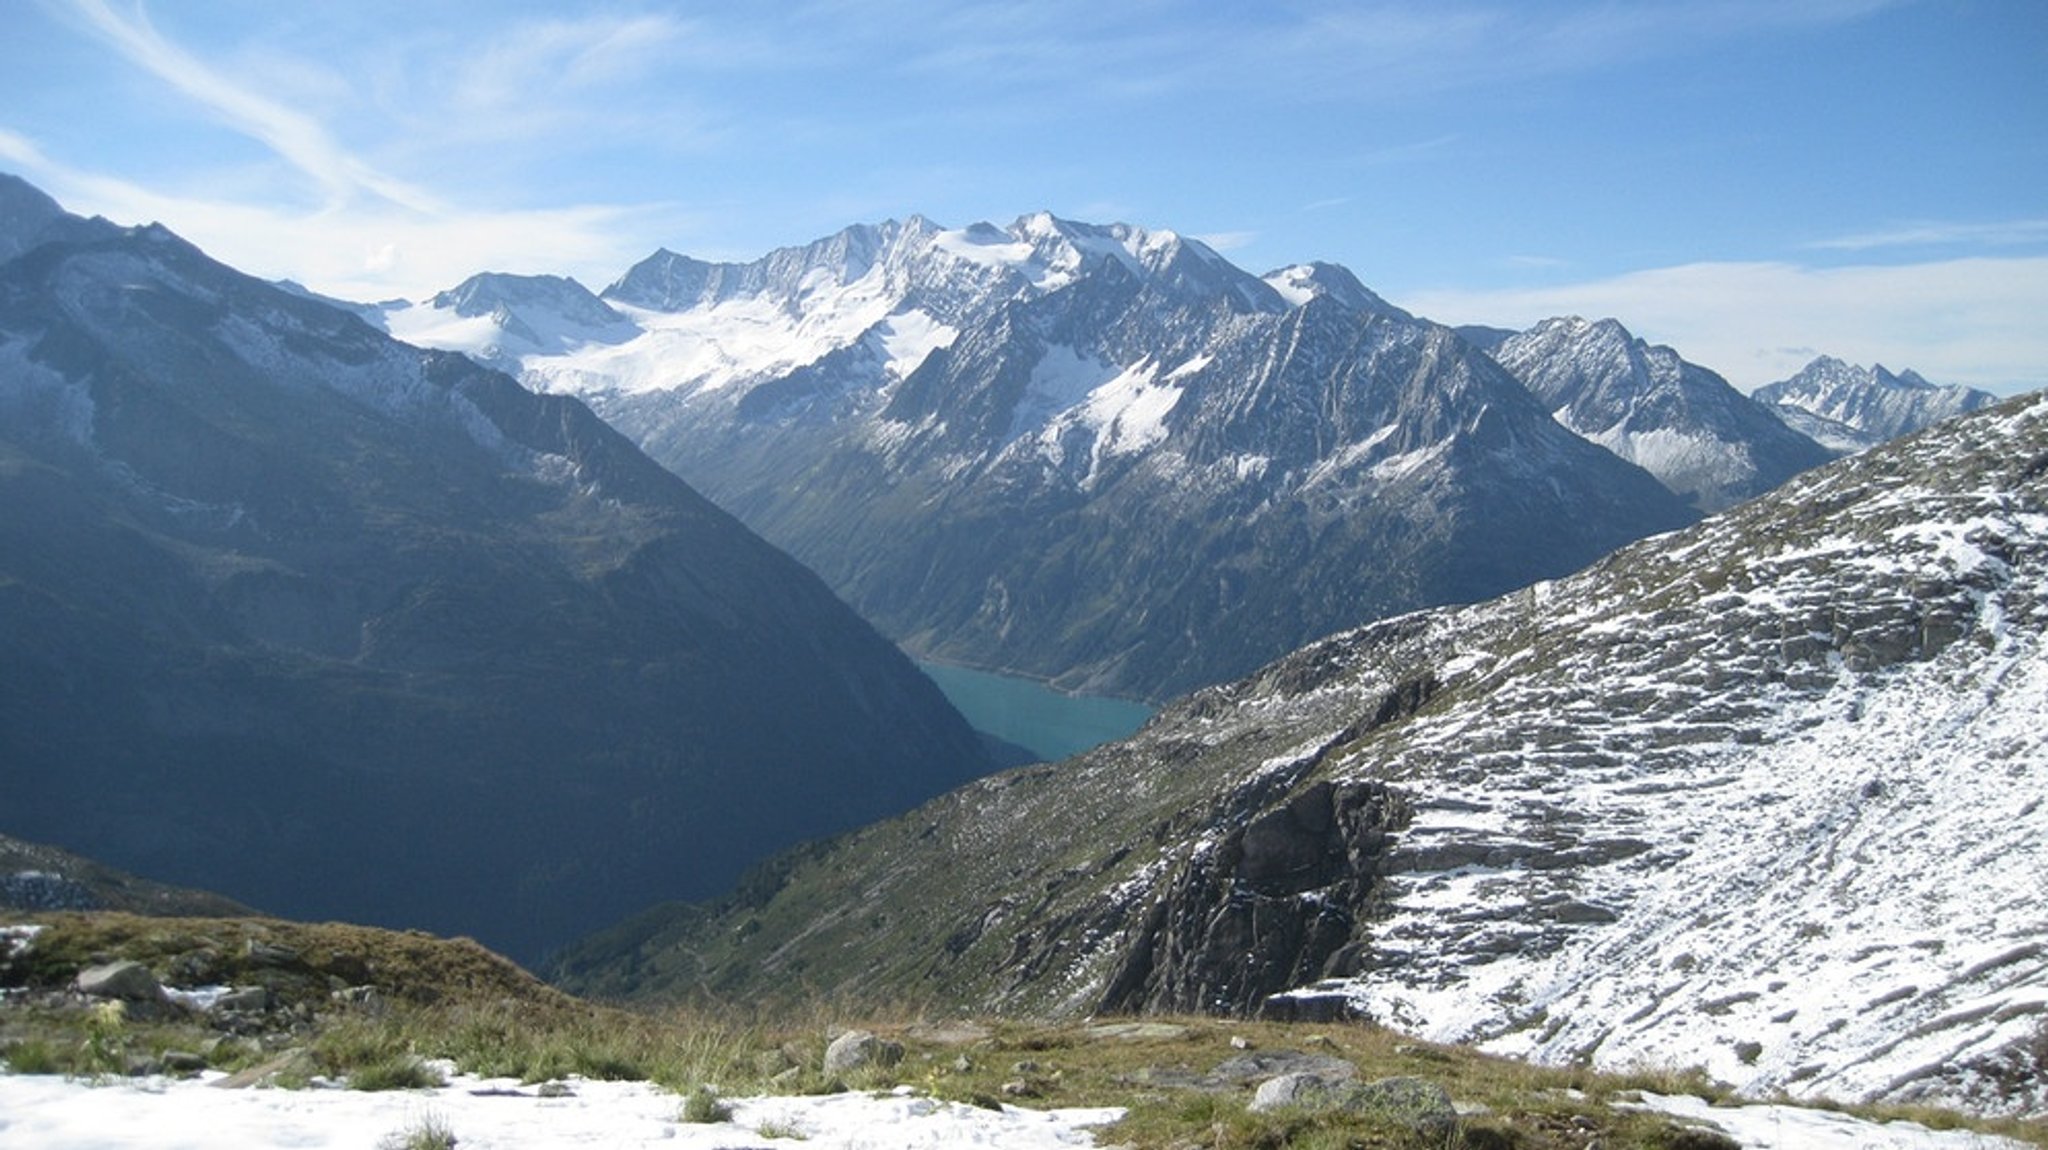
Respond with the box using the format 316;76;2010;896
0;183;988;964
1755;355;2001;455
1491;316;1834;511
383;215;1697;700
556;393;2048;1118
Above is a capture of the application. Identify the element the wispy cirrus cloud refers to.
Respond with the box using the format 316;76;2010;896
1806;218;2048;252
61;0;434;212
1400;255;2048;394
13;3;714;298
2;128;684;300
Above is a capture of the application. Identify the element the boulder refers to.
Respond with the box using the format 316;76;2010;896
74;960;161;1001
1250;1072;1350;1112
823;1030;903;1077
1251;1073;1458;1137
214;986;270;1013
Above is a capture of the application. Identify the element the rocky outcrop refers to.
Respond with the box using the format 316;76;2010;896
1096;780;1409;1015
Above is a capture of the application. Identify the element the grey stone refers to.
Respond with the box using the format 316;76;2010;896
1350;1076;1459;1134
1250;1072;1349;1112
211;1048;317;1089
75;960;162;1001
215;986;270;1013
823;1030;902;1076
243;940;301;967
162;1050;208;1073
1212;1049;1357;1085
1081;1021;1191;1041
1251;1073;1458;1135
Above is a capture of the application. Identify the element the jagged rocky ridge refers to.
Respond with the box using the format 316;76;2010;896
556;392;2048;1118
1756;355;2001;455
1491;316;1834;512
383;214;1697;700
0;175;989;963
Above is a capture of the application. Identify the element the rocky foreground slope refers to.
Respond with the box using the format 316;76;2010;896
557;392;2048;1118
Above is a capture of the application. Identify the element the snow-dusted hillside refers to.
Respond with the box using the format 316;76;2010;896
1755;356;2001;455
566;393;2048;1118
1491;316;1833;511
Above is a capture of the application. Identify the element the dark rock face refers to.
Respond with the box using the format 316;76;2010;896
0;183;988;963
1097;780;1409;1014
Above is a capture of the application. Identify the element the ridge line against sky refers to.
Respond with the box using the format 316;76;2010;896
1;0;2042;392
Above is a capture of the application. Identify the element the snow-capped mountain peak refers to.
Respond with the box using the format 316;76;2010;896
1492;315;1833;511
369;214;1695;699
1261;262;1409;319
1754;355;1999;455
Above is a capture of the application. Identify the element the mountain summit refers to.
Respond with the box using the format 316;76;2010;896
1489;316;1834;511
1754;355;1999;455
382;214;1697;700
0;178;988;962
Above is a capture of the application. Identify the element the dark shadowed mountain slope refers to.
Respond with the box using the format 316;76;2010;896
1490;316;1834;511
384;215;1699;701
556;392;2048;1118
0;181;988;963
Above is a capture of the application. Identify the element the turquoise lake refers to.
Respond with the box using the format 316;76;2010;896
917;662;1155;764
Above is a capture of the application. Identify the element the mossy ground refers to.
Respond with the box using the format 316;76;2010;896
4;913;2043;1149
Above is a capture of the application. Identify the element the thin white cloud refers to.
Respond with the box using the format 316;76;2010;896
1193;230;1258;252
61;0;436;213
1806;218;2048;252
448;16;686;116
2;135;689;301
1400;257;2048;394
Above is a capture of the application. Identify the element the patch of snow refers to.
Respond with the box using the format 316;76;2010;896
1264;266;1319;308
0;924;46;961
874;309;957;379
1627;1092;2029;1149
0;1073;1125;1150
158;986;233;1013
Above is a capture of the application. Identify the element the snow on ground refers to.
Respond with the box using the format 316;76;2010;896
0;1071;1124;1150
0;1073;2030;1149
1629;1092;2030;1149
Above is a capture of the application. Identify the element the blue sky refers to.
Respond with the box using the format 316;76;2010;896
1;0;2043;391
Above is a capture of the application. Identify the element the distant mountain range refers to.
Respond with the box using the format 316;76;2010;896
1491;316;1835;511
1755;356;1999;455
0;174;988;963
371;214;2013;700
555;391;2048;1120
376;217;1707;700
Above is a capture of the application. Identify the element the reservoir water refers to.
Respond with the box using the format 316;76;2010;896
917;662;1155;764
